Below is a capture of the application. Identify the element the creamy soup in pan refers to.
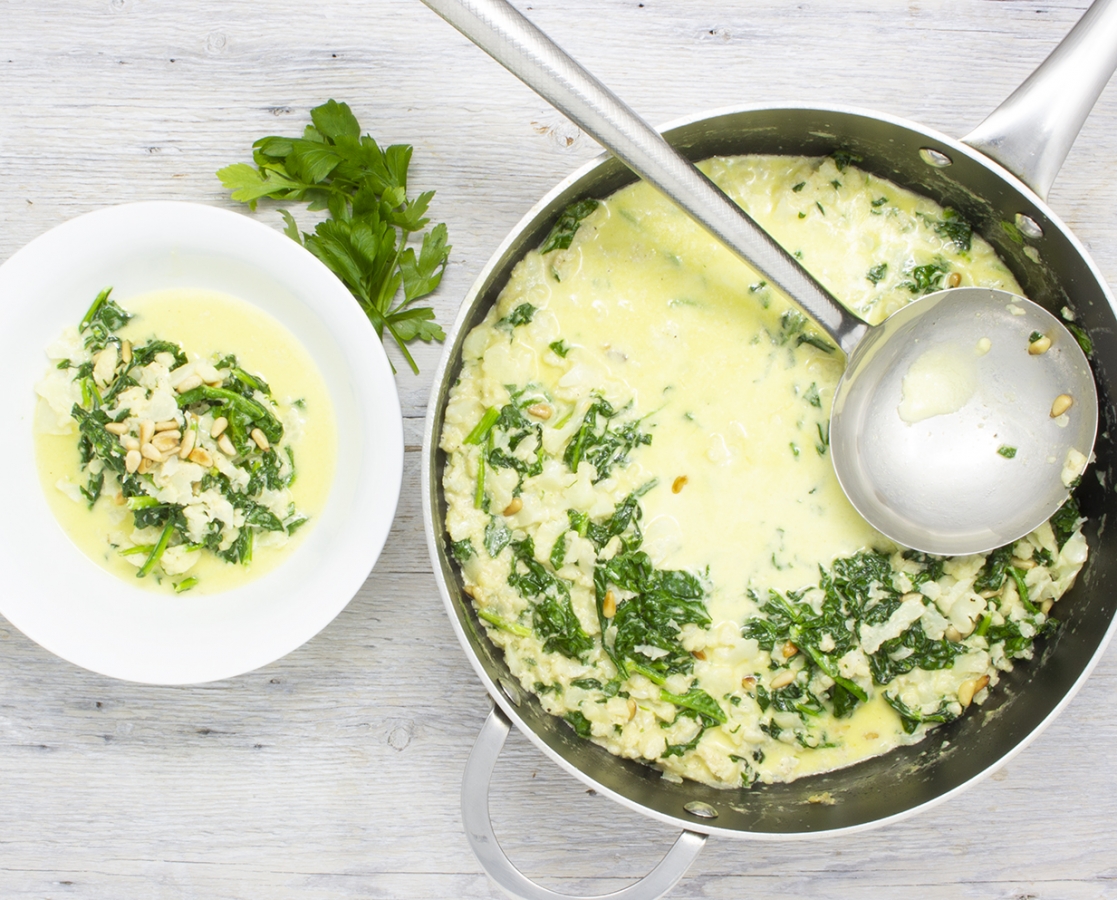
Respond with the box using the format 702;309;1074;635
440;155;1088;788
35;288;336;594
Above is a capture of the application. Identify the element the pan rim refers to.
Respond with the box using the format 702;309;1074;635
422;101;1117;839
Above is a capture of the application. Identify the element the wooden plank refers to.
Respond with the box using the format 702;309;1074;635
1;2;1114;898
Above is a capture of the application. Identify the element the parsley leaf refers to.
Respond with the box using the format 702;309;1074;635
217;100;450;374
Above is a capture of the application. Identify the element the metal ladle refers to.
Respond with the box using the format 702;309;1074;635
421;0;1099;556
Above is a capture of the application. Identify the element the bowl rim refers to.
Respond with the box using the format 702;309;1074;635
0;200;403;684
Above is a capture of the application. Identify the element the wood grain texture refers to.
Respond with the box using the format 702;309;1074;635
1;1;1115;898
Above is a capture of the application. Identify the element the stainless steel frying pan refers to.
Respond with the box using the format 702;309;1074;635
422;3;1117;897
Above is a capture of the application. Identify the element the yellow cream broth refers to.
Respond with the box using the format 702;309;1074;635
35;288;336;595
440;155;1085;789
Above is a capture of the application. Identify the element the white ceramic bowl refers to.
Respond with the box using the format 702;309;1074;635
0;201;403;684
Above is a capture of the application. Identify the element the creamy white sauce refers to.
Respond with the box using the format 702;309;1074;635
35;288;337;594
440;155;1087;788
897;342;980;424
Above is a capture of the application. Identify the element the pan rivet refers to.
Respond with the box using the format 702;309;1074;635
1015;213;1044;240
499;677;524;706
918;148;952;168
683;800;719;819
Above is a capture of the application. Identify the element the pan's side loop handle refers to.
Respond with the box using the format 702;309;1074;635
963;0;1117;200
462;705;707;900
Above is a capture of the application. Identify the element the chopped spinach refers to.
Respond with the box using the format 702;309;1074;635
921;208;973;252
541;199;600;254
563;397;651;482
902;260;950;294
884;693;958;735
866;263;888;285
1050;495;1082;549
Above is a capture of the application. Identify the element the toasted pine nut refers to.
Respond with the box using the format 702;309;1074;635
1040;598;1054;615
140;442;162;462
210;417;228;438
503;497;523;516
672;475;688;494
527;403;552;420
1029;334;1053;355
120;340;132;365
1011;556;1036;569
217;433;237;457
783;641;798;658
626;698;637;720
154;419;179;432
137;457;154;475
121;436;140;452
980;588;1001;599
1051;394;1073;417
958;674;990;708
770;669;796;690
179;427;197;459
692;649;707;661
945;625;963;642
741;675;757;690
175;374;203;393
139;420;155;445
250;428;270;451
151;432;180;453
125;449;142;474
947;271;962;288
114;491;126;506
462;585;475;598
104;421;128;435
188;447;214;467
602;590;617;619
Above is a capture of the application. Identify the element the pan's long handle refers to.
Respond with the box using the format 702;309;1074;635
963;0;1117;200
461;705;707;900
419;0;868;356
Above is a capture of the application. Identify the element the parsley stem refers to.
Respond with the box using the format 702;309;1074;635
477;608;532;637
137;520;175;578
464;407;500;445
79;287;114;332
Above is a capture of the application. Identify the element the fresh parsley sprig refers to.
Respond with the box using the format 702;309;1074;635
217;100;449;374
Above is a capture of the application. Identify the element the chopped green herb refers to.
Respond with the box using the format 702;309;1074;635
998;445;1017;459
500;303;537;329
831;150;862;171
541;199;600;254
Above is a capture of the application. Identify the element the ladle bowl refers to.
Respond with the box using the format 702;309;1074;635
833;287;1097;555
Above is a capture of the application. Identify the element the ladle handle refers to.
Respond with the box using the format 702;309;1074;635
420;0;868;355
963;0;1117;200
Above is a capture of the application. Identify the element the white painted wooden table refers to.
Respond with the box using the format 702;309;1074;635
1;2;1114;898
